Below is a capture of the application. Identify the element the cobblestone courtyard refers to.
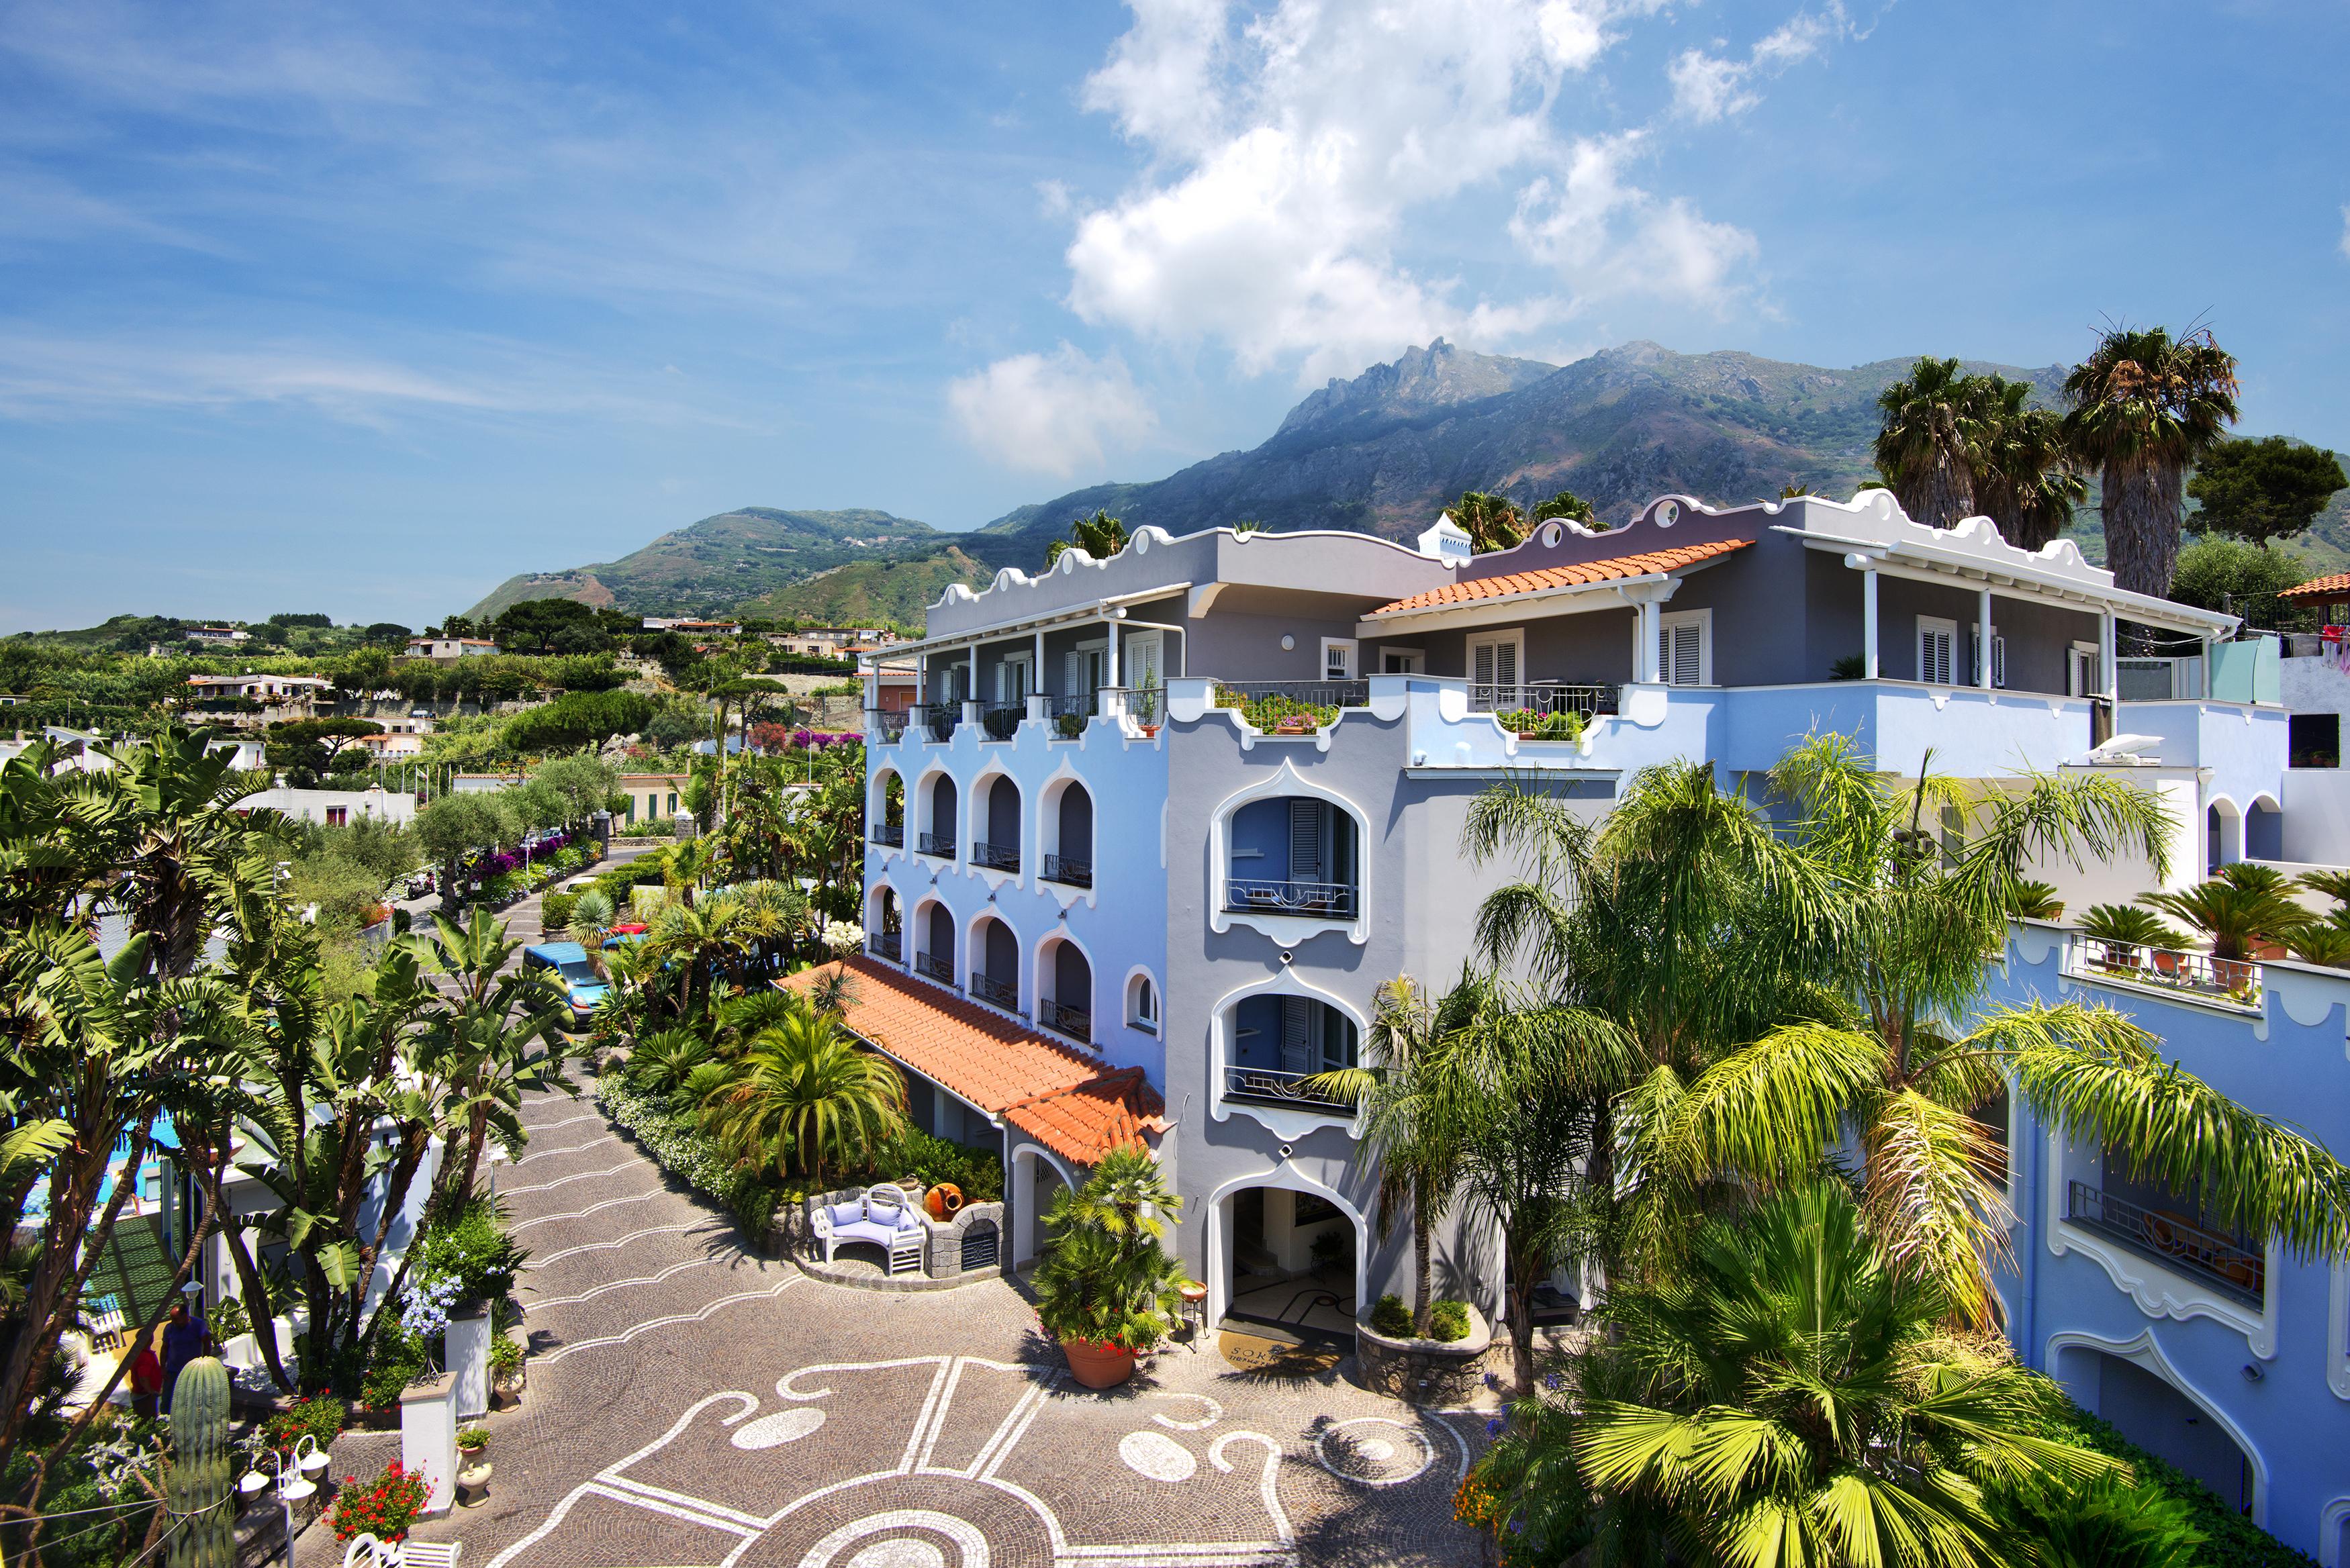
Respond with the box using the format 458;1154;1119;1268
314;1073;1488;1568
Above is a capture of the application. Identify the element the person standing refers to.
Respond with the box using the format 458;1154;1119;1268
128;1332;164;1420
158;1302;206;1414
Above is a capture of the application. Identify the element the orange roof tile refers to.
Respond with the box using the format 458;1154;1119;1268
779;957;1101;1115
2282;572;2350;601
1002;1067;1167;1167
1369;537;1751;616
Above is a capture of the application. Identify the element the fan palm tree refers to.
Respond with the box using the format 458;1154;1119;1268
1532;489;1595;526
1045;509;1128;566
1474;1181;2123;1567
1875;357;1987;528
1973;378;2087;551
698;998;904;1186
2063;326;2240;595
1449;491;1527;553
1655;734;2350;1326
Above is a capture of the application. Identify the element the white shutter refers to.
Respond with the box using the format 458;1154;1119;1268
1280;997;1313;1075
1288;799;1325;883
1064;651;1082;699
1661;622;1701;685
1918;620;1955;685
1472;640;1496;687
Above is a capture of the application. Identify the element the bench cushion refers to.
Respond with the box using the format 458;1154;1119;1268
828;1203;864;1228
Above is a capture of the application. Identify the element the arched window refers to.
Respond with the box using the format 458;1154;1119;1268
1127;973;1158;1034
974;774;1021;871
921;775;958;858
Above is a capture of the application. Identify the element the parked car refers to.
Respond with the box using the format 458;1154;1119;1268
520;941;608;1026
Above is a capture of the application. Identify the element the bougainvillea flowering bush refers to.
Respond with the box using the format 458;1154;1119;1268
328;1461;430;1543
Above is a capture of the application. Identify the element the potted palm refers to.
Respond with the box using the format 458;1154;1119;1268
1030;1145;1186;1389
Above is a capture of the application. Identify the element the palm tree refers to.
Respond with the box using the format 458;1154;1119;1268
1658;734;2350;1326
1301;978;1470;1334
1045;509;1127;566
2138;879;2306;961
1472;1181;2124;1567
1449;491;1527;553
2063;326;2240;595
1974;378;2086;551
1875;356;1986;528
1029;1144;1187;1352
1531;489;1595;526
2075;903;2187;951
698;998;905;1186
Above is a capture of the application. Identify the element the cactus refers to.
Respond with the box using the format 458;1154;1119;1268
167;1357;233;1568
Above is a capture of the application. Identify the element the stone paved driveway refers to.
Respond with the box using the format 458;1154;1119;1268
313;1075;1489;1568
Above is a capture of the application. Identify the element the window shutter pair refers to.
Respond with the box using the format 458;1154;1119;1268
1288;799;1325;884
1919;625;1955;685
1659;620;1703;686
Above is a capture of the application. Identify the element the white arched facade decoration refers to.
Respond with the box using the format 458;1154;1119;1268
1207;968;1367;1141
1203;1162;1370;1336
2046;1328;2269;1525
1030;927;1098;1046
1122;963;1162;1036
2207;793;2245;873
966;759;1024;885
2321;1496;2350;1568
1033;761;1097;908
909;891;959;986
963;908;1021;1011
864;879;910;967
912;763;957;859
1205;756;1372;946
868;765;906;859
1009;1140;1080;1269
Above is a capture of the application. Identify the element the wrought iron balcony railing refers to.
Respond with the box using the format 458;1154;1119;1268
912;703;960;742
970;840;1021;872
1224;877;1358;920
917;832;956;859
1041;852;1092;888
2067;1180;2264;1304
1041;1001;1090;1044
872;821;904;847
1469;682;1621;718
869;930;901;961
914;950;955;984
865;707;910;742
969;971;1019;1010
980;703;1025;741
1221;1064;1354;1112
2065;936;2263;1010
1045;693;1096;738
1212;680;1369;711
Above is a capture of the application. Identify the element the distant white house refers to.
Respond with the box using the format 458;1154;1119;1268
404;636;499;661
233;785;417;826
642;618;743;636
185;626;250;645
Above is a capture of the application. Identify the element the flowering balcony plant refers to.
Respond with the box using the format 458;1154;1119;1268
327;1461;430;1544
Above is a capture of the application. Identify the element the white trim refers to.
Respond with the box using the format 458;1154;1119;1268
912;765;957;859
964;762;1024;888
908;892;955;981
2322;1496;2350;1568
1318;637;1358;681
1203;1163;1370;1335
2068;639;2100;700
1916;614;1959;687
2044;1327;2268;1525
1123;965;1161;1035
1206;758;1371;947
1031;928;1096;1044
1033;763;1097;911
2331;1261;2350;1402
1465;628;1525;697
1205;969;1365;1141
1658;606;1712;687
962;909;1022;1014
1008;1142;1080;1268
2044;1129;2278;1357
869;765;906;864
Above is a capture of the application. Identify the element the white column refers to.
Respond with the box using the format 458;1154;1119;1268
1105;620;1121;687
1977;586;1994;690
1638;600;1660;683
968;644;980;703
915;653;927;707
400;1372;459;1516
1862;566;1880;679
2099;611;2118;700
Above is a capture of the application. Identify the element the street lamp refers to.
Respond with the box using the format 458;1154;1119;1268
239;1435;328;1568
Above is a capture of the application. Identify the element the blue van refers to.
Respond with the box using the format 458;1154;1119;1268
521;941;609;1026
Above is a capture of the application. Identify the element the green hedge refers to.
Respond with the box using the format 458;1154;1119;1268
598;1076;779;1234
542;891;577;931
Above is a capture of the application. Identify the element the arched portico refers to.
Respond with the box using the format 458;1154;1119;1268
1009;1142;1077;1269
1202;1163;1368;1337
2049;1329;2267;1523
2207;795;2244;874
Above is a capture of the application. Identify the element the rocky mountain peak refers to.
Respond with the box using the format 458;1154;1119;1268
1275;338;1560;438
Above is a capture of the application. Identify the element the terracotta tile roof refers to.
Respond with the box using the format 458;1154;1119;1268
2281;572;2350;601
779;957;1101;1115
1002;1067;1167;1167
1368;537;1752;616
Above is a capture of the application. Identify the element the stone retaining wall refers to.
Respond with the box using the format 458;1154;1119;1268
1353;1307;1507;1406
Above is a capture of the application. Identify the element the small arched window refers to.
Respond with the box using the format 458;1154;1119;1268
1127;973;1159;1034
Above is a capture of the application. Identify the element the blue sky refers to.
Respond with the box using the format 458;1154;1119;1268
2;0;2344;633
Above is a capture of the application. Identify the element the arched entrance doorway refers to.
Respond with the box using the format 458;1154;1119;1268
1009;1144;1073;1271
1206;1170;1366;1346
2055;1339;2259;1517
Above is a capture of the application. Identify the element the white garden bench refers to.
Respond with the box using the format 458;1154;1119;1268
810;1183;926;1275
342;1534;459;1568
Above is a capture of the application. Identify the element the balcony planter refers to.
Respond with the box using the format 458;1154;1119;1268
1060;1336;1141;1390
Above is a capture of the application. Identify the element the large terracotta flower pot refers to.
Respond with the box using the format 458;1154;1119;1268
925;1183;964;1220
1060;1336;1139;1389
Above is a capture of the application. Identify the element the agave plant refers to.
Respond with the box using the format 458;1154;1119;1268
2139;879;2308;961
2006;879;2065;921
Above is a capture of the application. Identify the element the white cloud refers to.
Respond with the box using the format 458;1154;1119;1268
1669;5;1853;124
1054;0;1789;386
947;344;1157;477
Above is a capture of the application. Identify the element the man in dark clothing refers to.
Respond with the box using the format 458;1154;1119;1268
158;1303;206;1414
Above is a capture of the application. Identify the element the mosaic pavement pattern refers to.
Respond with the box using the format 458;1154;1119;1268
316;1053;1484;1568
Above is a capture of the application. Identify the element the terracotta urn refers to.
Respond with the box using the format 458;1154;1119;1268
925;1183;965;1220
1060;1336;1139;1389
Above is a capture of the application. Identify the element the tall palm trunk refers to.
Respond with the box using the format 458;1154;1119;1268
1411;1188;1436;1336
1910;446;1975;530
2100;454;2187;597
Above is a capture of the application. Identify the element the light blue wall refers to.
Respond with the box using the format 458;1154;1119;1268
863;708;1171;1088
1983;924;2350;1559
